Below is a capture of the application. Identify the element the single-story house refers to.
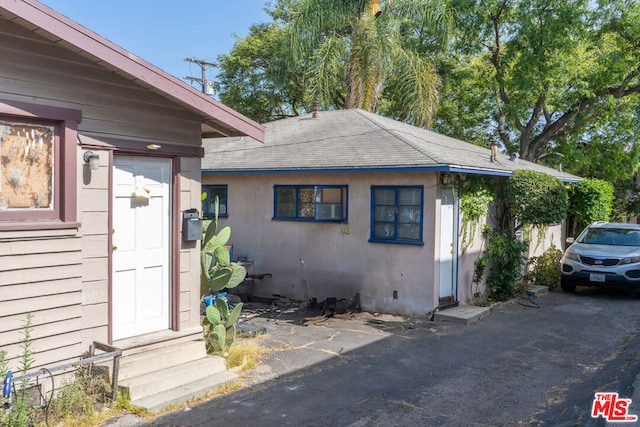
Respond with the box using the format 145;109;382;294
202;109;578;317
0;0;263;404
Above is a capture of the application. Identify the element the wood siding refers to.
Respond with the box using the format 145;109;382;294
0;15;204;369
0;233;83;368
0;18;203;145
179;157;202;331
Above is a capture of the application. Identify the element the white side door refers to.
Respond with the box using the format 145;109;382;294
439;188;457;301
112;156;171;340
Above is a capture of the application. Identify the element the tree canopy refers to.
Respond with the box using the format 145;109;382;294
216;0;640;216
430;0;640;163
217;0;452;126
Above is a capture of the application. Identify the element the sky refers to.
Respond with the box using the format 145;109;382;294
39;0;271;92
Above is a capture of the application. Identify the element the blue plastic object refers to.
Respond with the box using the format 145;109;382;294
3;370;12;398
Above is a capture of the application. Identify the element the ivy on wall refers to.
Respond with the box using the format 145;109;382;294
456;175;495;252
457;170;570;301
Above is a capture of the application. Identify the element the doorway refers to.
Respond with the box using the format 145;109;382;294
112;155;172;340
439;187;458;308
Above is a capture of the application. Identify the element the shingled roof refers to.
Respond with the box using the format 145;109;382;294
202;109;579;182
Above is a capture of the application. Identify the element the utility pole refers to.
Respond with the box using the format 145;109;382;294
184;57;219;96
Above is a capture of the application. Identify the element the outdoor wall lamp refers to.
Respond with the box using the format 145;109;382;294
441;172;452;186
83;151;100;171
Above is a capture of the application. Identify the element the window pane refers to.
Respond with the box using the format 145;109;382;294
208;187;227;215
374;206;396;222
320;187;341;203
398;188;420;205
276;187;296;217
374;223;396;239
398;224;420;240
298;187;314;217
398;206;421;224
316;203;342;219
374;189;395;205
0;122;54;209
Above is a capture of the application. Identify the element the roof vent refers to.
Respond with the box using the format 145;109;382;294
312;101;320;118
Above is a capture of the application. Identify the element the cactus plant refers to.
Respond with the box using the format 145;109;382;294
202;298;244;354
200;194;247;354
200;196;247;295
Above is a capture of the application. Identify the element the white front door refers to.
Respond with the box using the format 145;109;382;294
439;187;457;301
112;156;172;340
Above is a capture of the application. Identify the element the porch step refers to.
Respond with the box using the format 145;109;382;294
132;369;238;413
118;340;207;380
117;340;238;413
434;304;491;324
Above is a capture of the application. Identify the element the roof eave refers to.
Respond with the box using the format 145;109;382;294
0;0;265;142
202;164;580;182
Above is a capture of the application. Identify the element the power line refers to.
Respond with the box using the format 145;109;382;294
184;57;219;96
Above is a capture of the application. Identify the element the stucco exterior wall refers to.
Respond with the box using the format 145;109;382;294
456;216;564;304
204;171;441;316
206;170;567;315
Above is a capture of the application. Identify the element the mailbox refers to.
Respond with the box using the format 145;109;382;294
182;209;202;241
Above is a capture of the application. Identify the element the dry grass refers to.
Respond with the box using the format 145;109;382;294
226;338;269;372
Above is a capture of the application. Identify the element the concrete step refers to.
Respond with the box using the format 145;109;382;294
118;340;207;381
434;304;491;324
131;370;238;413
119;356;227;402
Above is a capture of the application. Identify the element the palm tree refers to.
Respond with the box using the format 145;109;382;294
286;0;452;127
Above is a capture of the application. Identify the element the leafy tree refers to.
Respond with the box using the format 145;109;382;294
430;0;640;162
217;21;307;123
217;0;453;126
286;0;453;126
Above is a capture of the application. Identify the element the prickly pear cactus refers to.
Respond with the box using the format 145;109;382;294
200;194;246;355
200;196;247;295
202;300;244;354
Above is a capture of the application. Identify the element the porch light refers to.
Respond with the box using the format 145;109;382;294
146;144;162;150
441;172;452;186
83;151;100;171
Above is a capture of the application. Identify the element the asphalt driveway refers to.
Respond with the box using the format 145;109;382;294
153;288;640;427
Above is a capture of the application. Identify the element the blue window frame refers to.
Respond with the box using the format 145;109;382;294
202;185;228;219
370;186;423;244
274;185;348;222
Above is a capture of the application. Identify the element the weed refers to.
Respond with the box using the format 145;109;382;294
226;339;267;371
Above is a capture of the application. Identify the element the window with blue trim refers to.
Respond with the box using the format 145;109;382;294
274;185;347;221
371;186;423;243
202;185;228;219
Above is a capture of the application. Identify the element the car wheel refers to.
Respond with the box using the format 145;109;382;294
561;276;576;292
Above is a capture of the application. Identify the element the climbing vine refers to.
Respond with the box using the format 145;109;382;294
455;175;495;252
454;170;569;301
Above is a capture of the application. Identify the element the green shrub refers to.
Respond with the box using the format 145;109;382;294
527;246;563;289
484;227;529;301
506;170;568;227
568;178;614;235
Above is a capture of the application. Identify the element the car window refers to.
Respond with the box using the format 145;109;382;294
579;228;640;246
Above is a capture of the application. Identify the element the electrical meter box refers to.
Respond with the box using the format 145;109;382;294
182;209;202;241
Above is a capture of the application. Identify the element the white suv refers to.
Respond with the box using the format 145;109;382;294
561;222;640;294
